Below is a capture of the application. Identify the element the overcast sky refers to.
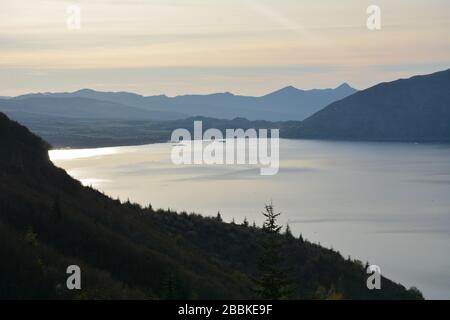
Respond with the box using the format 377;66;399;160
1;0;449;96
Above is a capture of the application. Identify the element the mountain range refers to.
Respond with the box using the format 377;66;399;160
2;83;357;122
1;69;449;147
0;96;185;121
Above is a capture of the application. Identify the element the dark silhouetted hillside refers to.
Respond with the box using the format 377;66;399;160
285;69;450;141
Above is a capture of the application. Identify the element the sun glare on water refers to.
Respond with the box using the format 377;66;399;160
48;147;120;161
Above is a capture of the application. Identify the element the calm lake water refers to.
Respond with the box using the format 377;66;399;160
49;139;450;299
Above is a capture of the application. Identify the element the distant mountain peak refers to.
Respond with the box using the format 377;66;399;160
211;91;235;97
280;85;301;92
267;84;356;97
266;85;302;97
336;83;353;90
75;88;97;94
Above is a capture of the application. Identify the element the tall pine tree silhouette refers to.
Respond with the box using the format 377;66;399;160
255;202;292;299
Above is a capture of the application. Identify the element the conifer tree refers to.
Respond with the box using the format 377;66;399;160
284;224;293;239
255;203;292;299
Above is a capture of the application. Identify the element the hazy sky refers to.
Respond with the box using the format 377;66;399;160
1;0;450;96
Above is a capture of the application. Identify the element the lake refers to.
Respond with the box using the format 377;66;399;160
49;139;450;299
